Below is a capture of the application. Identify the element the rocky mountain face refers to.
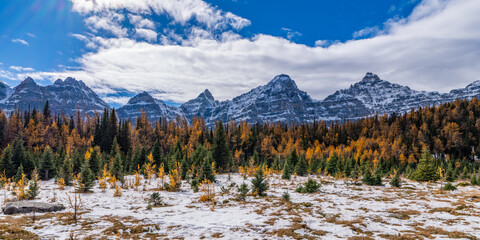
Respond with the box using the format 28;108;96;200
0;77;110;116
3;73;480;125
119;73;480;125
116;91;181;121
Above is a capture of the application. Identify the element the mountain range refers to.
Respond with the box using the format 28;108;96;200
1;73;479;125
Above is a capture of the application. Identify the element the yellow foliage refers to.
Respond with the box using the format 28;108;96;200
199;179;215;203
14;173;27;200
168;168;181;192
58;178;65;190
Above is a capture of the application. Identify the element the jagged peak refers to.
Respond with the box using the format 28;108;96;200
265;74;298;91
127;91;156;104
18;77;38;88
466;80;480;88
199;89;214;100
361;72;381;82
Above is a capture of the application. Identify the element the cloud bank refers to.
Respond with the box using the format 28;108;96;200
10;0;480;105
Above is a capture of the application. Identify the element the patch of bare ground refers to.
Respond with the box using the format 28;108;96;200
413;226;478;239
0;216;39;240
388;209;421;220
269;216;328;240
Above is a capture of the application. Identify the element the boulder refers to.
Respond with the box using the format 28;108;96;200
3;201;65;215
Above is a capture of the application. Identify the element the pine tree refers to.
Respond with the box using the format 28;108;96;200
180;157;189;180
199;153;215;183
26;169;40;200
237;182;249;201
61;156;74;186
251;168;268;197
43;100;50;121
286;148;299;171
282;159;291;180
14;164;24;183
294;156;308;176
470;173;477;186
413;148;438;182
390;171;401;187
152;140;163;168
79;162;95;193
40;147;55;180
211;121;230;172
0;145;13;178
88;147;102;176
326;153;339;176
446;161;455;182
111;152;124;182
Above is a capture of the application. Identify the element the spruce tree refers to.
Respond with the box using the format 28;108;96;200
286;148;299;171
40;147;55;180
294;156;308;176
14;164;24;183
180;157;189;180
251;168;268;197
152;140;163;168
282;159;291;180
413;148;438;182
211;121;230;171
88;147;102;176
27;169;40;200
390;171;402;187
0;145;13;178
79;162;95;193
61;156;74;186
470;173;477;186
199;153;215;182
111;152;124;181
326;153;339;176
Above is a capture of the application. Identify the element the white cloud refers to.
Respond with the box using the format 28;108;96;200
27;33;36;38
28;0;480;105
71;0;250;30
281;27;302;40
10;66;35;72
11;39;29;46
84;12;127;37
128;14;155;29
135;28;157;42
353;26;381;38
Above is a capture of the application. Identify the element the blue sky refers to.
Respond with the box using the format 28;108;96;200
0;0;479;107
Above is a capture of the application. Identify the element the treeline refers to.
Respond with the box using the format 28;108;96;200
1;98;480;186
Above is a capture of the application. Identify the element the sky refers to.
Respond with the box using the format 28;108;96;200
0;0;479;107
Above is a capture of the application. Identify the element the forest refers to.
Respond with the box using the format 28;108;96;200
1;97;480;192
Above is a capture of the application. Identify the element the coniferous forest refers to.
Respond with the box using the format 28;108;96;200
2;98;480;239
1;98;480;185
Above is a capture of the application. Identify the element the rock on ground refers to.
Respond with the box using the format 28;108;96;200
3;201;65;215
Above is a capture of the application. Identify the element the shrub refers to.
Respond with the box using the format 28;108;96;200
281;191;290;202
390;172;401;188
149;192;165;206
443;182;457;191
362;171;382;186
296;178;320;193
237;182;249;201
251;169;268;197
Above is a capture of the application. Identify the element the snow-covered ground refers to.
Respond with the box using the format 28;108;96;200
1;174;480;239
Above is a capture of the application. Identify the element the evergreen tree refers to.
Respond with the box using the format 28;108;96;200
294;156;308;176
88;147;102;176
286;148;299;171
199;153;215;182
211;121;230;171
296;178;320;193
413;148;438;182
61;156;74;186
362;170;382;186
237;182;249;201
252;151;260;165
43;100;50;121
40;147;55;180
282;159;291;180
111;152;124;182
251;168;268;197
390;171;402;187
14;164;24;183
79;162;95;192
26;169;40;199
445;161;455;182
326;153;339;176
152;140;163;168
0;145;13;178
470;173;477;186
180;157;189;180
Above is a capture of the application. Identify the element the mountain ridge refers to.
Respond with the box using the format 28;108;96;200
2;73;480;125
